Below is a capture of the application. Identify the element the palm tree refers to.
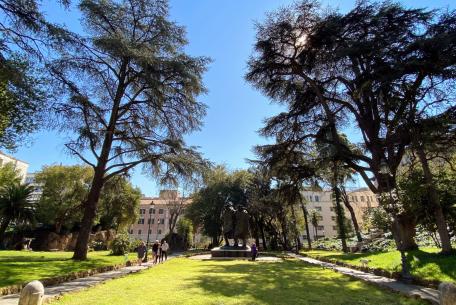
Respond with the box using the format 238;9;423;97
309;209;321;241
0;183;35;243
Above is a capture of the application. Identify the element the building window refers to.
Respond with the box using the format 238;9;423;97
309;195;313;201
330;207;335;212
138;230;142;234
139;209;145;215
129;229;133;234
331;216;336;221
360;196;365;202
148;218;154;224
317;226;324;231
159;209;164;214
158;229;162;234
138;219;144;224
314;195;320;202
149;208;155;214
315;206;322;211
159;218;165;224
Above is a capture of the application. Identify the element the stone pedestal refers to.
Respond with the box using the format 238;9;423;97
211;246;251;258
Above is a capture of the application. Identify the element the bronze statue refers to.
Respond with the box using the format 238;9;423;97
221;201;250;248
234;207;249;247
222;202;236;247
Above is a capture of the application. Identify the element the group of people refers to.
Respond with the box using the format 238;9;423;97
136;240;169;265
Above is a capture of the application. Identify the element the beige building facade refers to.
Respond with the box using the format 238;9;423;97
0;151;29;183
301;187;379;241
128;190;191;243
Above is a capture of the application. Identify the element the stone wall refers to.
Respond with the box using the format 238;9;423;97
30;230;116;251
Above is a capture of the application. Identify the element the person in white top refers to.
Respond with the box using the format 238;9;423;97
161;240;169;261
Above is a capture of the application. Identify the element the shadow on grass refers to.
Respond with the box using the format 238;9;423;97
183;260;421;305
406;249;456;282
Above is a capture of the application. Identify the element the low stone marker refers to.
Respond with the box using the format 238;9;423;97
440;282;456;305
18;281;44;305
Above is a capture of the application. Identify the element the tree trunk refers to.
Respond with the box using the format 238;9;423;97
299;199;312;249
415;146;452;254
333;162;348;253
279;210;289;250
258;219;267;250
341;189;362;242
290;205;301;251
73;168;105;260
0;217;11;247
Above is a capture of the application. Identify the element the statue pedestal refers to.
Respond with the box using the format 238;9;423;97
211;246;251;258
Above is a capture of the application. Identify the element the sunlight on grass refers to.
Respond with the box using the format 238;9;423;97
302;247;455;283
0;250;135;287
49;258;426;305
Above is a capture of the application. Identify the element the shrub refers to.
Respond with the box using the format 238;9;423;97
110;233;131;255
129;238;143;252
90;240;106;251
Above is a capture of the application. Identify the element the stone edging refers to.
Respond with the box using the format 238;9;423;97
300;253;441;289
0;259;140;296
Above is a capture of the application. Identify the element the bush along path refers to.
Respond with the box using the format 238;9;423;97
288;253;439;305
0;255;179;305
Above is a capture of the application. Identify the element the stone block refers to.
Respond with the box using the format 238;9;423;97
440;282;456;305
18;281;44;305
211;246;251;258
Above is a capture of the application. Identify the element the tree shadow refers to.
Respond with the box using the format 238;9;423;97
181;260;421;305
406;249;456;282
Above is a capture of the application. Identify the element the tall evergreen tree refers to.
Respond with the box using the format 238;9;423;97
49;0;209;260
247;0;456;251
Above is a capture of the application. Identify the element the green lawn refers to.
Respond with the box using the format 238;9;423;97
50;258;425;305
302;248;456;283
0;250;136;288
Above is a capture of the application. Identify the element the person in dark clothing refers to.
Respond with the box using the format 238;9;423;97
152;240;160;264
251;243;258;261
137;241;147;266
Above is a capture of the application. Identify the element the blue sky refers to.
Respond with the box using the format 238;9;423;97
12;0;455;196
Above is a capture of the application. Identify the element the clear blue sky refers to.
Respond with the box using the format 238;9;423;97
12;0;455;196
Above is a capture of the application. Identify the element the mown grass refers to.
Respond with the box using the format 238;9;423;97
50;258;426;305
0;250;136;287
302;247;456;283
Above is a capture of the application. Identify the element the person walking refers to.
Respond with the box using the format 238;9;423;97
137;241;147;266
161;240;169;261
152;240;160;264
251;243;258;261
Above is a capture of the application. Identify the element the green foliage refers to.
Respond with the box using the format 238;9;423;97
129;238;143;252
110;233;131;256
34;165;141;233
98;176;141;230
0;56;47;150
185;166;251;244
0;183;35;242
363;208;392;232
0;162;21;188
48;0;209;259
176;217;193;249
397;155;456;237
35;165;93;232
